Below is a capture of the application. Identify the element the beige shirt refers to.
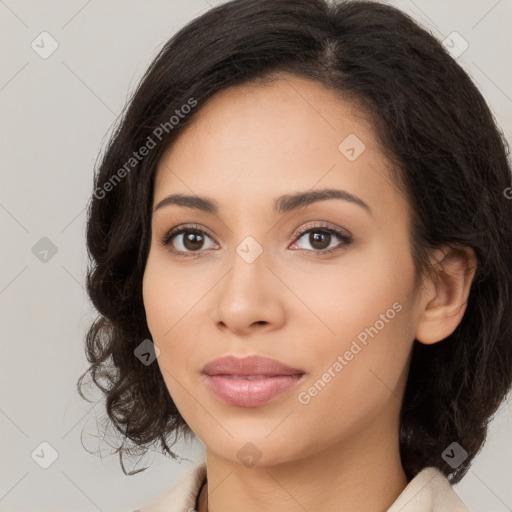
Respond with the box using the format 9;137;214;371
134;462;469;512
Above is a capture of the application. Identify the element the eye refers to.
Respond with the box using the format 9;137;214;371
289;223;352;255
160;222;352;258
160;224;218;258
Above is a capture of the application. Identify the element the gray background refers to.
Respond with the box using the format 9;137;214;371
1;1;511;511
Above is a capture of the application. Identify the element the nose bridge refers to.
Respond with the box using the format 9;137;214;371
223;210;270;283
214;232;284;332
223;235;269;303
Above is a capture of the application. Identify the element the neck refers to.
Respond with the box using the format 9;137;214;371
197;429;408;512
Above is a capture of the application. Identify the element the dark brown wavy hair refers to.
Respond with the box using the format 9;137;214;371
77;0;512;483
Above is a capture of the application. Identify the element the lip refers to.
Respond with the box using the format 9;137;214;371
202;355;306;407
202;355;305;376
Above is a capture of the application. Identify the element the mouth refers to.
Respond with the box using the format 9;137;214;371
201;355;306;407
203;374;305;407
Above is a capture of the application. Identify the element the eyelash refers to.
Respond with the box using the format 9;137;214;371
159;223;352;259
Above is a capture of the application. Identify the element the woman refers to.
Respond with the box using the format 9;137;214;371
78;0;512;510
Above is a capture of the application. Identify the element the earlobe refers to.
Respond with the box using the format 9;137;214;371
415;244;477;345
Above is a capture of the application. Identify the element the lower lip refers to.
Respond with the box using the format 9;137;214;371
204;374;304;407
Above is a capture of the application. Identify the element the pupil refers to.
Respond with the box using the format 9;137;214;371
184;231;203;250
311;231;330;250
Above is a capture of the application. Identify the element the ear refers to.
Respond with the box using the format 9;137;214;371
415;244;478;345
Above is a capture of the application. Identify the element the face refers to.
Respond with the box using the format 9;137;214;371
142;74;424;467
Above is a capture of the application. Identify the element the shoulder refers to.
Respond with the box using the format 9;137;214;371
132;462;207;512
387;467;468;512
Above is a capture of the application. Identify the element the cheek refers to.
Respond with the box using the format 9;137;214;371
294;306;413;442
285;236;413;342
290;240;416;402
142;253;202;339
142;262;193;421
142;254;206;386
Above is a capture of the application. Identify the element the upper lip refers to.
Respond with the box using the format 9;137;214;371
202;355;305;376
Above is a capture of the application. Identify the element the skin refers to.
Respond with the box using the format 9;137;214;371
142;73;477;512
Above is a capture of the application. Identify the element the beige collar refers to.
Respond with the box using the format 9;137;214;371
134;462;468;512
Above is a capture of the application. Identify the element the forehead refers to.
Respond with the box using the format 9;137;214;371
153;74;408;222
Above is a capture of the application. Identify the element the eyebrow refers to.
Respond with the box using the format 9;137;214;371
154;188;372;216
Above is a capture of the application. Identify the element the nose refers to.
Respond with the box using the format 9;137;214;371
213;247;286;336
